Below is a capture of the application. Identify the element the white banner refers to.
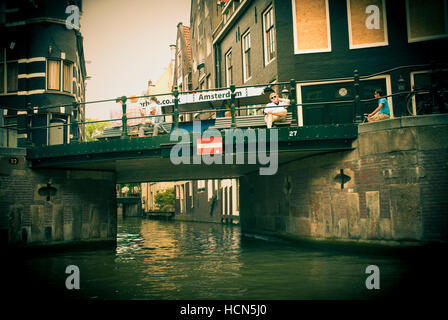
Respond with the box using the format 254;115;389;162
140;87;265;108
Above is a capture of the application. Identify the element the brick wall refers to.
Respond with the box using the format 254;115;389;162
240;115;448;244
1;149;117;248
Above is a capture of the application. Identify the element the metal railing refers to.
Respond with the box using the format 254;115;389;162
1;63;447;148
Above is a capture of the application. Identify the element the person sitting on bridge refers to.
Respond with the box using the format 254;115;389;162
126;95;145;135
368;89;390;122
264;91;289;128
139;96;163;137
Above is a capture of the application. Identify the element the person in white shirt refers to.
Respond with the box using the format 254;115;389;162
139;96;163;137
264;91;289;128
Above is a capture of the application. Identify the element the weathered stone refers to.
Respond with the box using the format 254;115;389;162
378;218;392;240
336;218;348;238
416;125;448;150
72;205;82;240
389;128;417;152
297;217;311;236
359;128;416;156
389;184;422;240
52;204;64;241
366;191;380;239
346;193;360;239
31;205;44;242
359;218;368;240
100;223;108;239
359;130;389;156
8;204;22;244
90;205;100;238
310;192;324;237
310;176;327;186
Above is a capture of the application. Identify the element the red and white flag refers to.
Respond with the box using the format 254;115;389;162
196;137;223;155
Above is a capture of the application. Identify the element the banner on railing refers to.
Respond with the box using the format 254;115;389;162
139;87;265;108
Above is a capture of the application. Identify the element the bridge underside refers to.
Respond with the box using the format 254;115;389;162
28;126;357;183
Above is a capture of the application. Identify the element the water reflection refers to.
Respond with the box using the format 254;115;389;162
6;217;443;300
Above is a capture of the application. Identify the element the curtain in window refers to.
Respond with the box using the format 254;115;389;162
48;60;60;90
7;62;18;92
63;62;72;92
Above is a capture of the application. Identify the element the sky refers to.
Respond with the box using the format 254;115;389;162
81;0;191;119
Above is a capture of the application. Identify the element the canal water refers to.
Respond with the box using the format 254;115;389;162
7;217;444;300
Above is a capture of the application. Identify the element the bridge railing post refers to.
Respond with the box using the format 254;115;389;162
353;69;362;124
121;96;128;139
173;87;179;130
71;102;79;143
289;79;299;127
230;84;236;128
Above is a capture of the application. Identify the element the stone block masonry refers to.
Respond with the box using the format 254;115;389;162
1;148;117;249
240;115;448;245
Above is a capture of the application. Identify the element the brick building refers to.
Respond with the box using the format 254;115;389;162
0;0;87;147
210;0;447;124
173;22;192;93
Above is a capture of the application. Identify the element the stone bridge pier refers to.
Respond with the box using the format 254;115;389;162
240;115;448;246
1;148;117;250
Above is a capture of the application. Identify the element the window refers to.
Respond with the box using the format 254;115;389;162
346;0;388;49
207;180;213;200
242;30;251;82
406;0;448;42
198;180;205;192
2;117;17;147
292;0;332;54
47;60;60;90
225;49;233;87
263;5;276;65
63;62;72;93
1;48;18;94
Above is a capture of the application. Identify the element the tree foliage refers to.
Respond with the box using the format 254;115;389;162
155;188;175;209
85;118;111;141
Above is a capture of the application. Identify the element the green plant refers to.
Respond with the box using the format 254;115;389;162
155;188;175;209
85;118;111;141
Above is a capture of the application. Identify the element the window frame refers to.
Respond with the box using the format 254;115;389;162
1;51;19;95
63;61;73;93
47;59;61;91
241;29;251;82
263;4;276;66
405;0;448;43
296;74;393;126
346;0;389;49
225;48;233;87
291;0;332;54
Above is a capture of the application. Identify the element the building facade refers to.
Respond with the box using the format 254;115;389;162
189;0;227;90
0;0;87;148
210;0;447;124
173;22;192;93
174;179;239;223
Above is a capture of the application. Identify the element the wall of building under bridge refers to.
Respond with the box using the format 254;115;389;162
1;148;117;250
239;114;448;245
